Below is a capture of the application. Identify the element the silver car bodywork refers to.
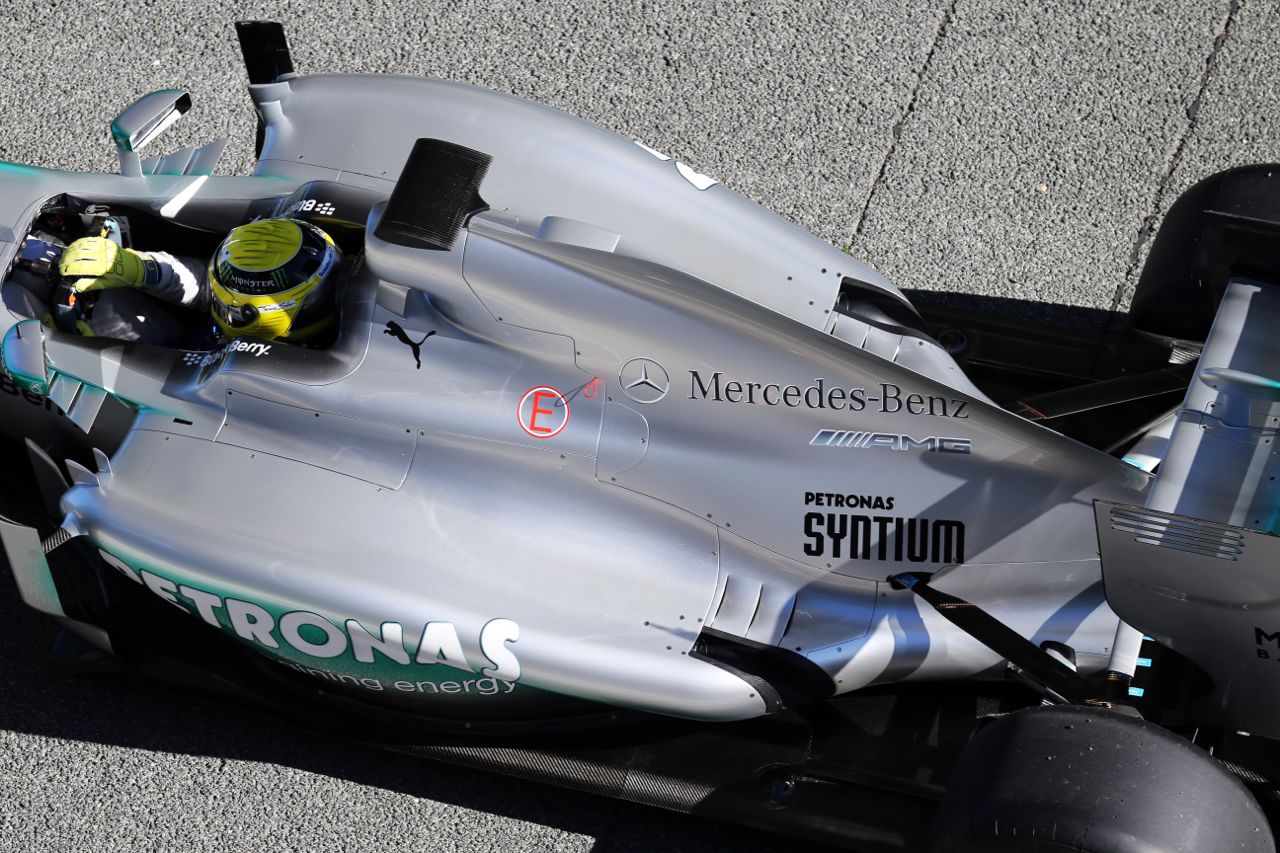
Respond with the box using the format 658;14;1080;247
0;69;1150;722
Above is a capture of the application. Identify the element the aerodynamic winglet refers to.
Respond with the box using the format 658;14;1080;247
0;518;63;618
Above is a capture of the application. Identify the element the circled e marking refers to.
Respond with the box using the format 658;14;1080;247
518;386;570;438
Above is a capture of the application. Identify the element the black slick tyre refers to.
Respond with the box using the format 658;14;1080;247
928;704;1274;852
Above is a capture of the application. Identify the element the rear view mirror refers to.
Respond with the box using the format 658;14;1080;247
110;89;192;176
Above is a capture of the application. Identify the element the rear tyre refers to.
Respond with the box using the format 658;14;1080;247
929;704;1274;852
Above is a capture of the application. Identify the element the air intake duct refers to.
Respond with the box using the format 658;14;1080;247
375;139;492;252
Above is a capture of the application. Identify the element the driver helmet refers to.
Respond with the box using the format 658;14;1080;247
208;218;342;342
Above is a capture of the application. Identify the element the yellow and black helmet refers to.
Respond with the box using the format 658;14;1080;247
208;218;342;342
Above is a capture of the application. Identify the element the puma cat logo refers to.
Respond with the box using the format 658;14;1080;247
384;321;436;369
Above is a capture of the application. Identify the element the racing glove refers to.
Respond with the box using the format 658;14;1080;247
58;236;157;293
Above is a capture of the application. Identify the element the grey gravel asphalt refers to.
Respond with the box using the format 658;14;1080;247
0;0;1277;850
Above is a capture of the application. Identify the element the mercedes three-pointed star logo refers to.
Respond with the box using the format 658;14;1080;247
618;357;670;404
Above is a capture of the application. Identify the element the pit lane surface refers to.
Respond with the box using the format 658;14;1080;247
0;0;1276;849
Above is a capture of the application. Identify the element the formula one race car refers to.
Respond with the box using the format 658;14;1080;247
3;21;1280;853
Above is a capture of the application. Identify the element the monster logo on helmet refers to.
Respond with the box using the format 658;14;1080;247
208;218;341;342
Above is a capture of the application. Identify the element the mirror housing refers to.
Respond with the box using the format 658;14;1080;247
110;89;192;176
1;319;50;396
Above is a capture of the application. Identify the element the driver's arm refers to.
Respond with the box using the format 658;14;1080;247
144;251;207;310
58;237;208;311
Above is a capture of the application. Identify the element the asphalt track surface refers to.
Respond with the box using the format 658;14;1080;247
0;1;1276;850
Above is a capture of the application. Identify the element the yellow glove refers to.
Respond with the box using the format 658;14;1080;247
58;237;151;293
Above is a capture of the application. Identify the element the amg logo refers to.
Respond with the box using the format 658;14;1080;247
810;430;971;454
804;513;965;563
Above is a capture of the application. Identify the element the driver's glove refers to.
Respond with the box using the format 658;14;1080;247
58;236;157;293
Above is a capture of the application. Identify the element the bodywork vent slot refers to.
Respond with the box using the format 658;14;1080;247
1108;505;1244;561
1096;499;1280;737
